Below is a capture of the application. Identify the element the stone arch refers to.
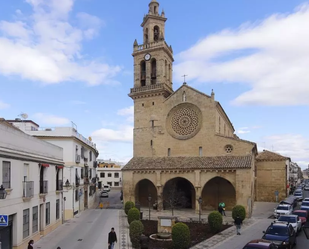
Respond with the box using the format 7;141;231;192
201;176;236;210
154;25;160;41
135;179;157;207
162;177;196;210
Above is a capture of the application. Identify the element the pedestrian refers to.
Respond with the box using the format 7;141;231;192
220;202;226;216
57;247;61;249
108;227;117;249
27;240;34;249
139;233;149;249
234;215;243;235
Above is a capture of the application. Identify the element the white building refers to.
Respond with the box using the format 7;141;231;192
0;119;64;249
97;160;122;189
7;119;99;220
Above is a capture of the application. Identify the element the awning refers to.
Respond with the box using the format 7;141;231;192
40;163;49;167
56;165;64;169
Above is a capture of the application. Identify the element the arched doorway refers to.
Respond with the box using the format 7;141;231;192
135;179;157;207
201;177;236;210
162;177;195;210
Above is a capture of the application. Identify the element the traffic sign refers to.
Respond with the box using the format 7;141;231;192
0;215;8;227
275;190;279;196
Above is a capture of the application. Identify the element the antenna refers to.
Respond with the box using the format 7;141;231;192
20;113;28;119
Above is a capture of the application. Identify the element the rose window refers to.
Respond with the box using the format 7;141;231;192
225;145;233;153
166;103;202;140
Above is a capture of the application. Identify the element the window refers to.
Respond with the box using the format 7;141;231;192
224;145;233;153
150;140;153;147
2;161;11;188
151;120;154;128
23;209;30;238
81;168;84;179
32;206;38;233
142;103;144;107
108;173;112;177
152;102;154;105
89;169;92;179
100;172;105;178
56;199;60;220
199;147;202;156
114;182;119;187
114;173;119;178
168;148;171;157
89;151;92;161
23;163;29;181
107;182;112;186
81;146;85;159
46;202;50;225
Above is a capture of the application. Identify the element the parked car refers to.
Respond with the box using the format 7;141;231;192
300;201;309;211
303;197;309;202
262;222;296;248
243;239;278;249
293;191;303;201
273;204;293;218
279;196;298;209
100;190;109;198
292;210;309;226
103;184;111;192
275;215;301;233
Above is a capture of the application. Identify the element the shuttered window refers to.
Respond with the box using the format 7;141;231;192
23;209;29;238
2;161;11;188
32;206;38;233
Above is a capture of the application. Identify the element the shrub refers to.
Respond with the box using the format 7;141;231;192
172;222;190;249
208;211;223;233
124;201;135;215
128;207;140;224
232;205;246;221
129;220;144;249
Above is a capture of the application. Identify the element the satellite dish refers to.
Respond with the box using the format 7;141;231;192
20;113;28;119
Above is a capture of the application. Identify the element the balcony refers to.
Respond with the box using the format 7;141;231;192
76;178;80;187
23;181;34;200
76;155;81;163
56;179;63;191
40;180;48;194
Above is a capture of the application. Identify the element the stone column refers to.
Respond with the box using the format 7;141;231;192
156;170;163;211
195;170;202;214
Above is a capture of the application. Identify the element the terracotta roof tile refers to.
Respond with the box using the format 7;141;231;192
122;155;253;171
256;150;290;161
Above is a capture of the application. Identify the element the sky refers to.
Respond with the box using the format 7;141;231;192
0;0;308;169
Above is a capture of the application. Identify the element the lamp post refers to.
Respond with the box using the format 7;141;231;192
148;194;152;220
0;185;7;199
198;197;202;223
303;222;309;239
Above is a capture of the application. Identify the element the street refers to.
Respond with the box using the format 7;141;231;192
214;190;309;249
34;189;122;249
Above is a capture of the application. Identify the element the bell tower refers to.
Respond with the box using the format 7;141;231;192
130;0;174;96
129;0;174;157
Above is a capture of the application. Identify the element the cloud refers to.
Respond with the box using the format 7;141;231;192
258;134;309;169
174;3;309;106
0;0;121;85
117;106;134;123
91;125;133;142
0;100;10;109
70;100;86;105
33;113;70;125
237;127;250;134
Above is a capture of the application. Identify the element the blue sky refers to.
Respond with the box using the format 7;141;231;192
0;0;309;169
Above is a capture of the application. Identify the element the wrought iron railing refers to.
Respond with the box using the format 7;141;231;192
23;181;34;198
40;180;48;194
56;180;63;191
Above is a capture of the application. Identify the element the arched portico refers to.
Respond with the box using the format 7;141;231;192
162;177;196;210
201;177;236;210
135;179;157;207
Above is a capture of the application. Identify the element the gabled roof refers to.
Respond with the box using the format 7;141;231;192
256;150;290;161
122;155;253;171
164;83;211;102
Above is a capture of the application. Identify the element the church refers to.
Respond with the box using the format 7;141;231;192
122;0;258;215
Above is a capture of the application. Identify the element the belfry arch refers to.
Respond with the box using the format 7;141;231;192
201;177;236;210
162;177;196;210
135;179;157;207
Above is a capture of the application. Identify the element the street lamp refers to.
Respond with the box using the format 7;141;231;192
198;196;202;223
148;194;152;220
0;185;7;199
303;222;309;239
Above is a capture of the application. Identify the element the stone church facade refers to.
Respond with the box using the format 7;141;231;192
122;0;258;216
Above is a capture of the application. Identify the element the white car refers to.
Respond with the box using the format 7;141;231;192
103;184;111;192
303;197;309;202
273;204;293;218
275;215;301;233
294;191;303;201
100;191;109;198
300;201;309;211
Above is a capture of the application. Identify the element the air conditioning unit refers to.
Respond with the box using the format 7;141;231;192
76;155;81;163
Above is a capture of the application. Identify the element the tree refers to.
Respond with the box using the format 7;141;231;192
161;182;189;216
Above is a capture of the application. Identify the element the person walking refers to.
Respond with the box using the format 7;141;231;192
108;227;118;249
220;202;226;216
27;240;34;249
234;215;243;235
218;204;223;215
